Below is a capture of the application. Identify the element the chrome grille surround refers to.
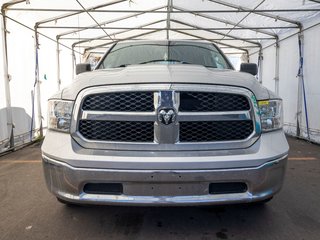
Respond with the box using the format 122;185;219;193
71;84;261;151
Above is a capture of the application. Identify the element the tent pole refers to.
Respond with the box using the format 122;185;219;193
72;46;75;79
296;30;310;140
296;43;302;138
246;51;250;63
241;51;249;63
1;8;14;149
274;37;280;95
258;48;263;83
166;0;172;40
56;36;61;91
34;28;43;138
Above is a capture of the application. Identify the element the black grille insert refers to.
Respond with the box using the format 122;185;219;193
79;120;154;142
179;120;253;142
180;92;250;112
209;182;247;194
82;92;154;112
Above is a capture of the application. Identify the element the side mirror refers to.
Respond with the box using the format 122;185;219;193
76;63;91;75
240;63;258;76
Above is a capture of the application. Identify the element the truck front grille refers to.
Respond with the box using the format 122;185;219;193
179;92;250;112
79;120;154;142
179;121;254;142
82;92;154;112
73;85;260;151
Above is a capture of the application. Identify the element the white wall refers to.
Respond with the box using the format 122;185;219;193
301;22;320;142
0;16;8;149
6;20;36;146
250;18;320;143
0;18;75;153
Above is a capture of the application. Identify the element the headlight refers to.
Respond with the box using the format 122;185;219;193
48;100;74;132
258;99;283;132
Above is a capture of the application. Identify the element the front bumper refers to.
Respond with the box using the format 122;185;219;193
42;130;289;206
42;154;287;206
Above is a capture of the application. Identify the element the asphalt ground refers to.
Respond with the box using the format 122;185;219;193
0;136;320;240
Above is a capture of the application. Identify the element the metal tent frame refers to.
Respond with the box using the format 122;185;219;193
1;0;320;149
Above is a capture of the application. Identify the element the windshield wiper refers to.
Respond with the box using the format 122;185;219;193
138;59;191;65
112;60;200;68
112;64;130;68
204;65;217;69
139;60;217;69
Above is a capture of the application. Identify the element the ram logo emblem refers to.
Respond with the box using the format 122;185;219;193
158;109;176;125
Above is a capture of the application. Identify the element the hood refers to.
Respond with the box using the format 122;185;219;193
60;64;271;100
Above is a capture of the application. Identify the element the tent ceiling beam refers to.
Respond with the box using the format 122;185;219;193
80;45;255;50
173;6;277;38
2;0;25;11
172;29;249;53
84;29;162;51
7;8;320;14
222;52;244;55
60;37;275;41
77;45;259;49
57;5;166;38
0;10;82;54
83;28;251;53
218;0;266;41
75;0;113;40
207;0;302;26
38;26;299;30
170;19;262;47
72;19;166;47
35;0;127;27
219;46;258;49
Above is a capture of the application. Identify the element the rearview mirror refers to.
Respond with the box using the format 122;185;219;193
76;63;91;75
240;63;258;76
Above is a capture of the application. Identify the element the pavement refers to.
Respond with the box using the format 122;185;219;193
0;136;320;240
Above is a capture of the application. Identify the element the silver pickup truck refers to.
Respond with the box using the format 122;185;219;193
41;40;289;206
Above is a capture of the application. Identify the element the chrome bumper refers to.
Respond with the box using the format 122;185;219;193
42;154;287;206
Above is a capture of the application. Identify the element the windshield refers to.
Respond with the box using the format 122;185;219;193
98;41;232;69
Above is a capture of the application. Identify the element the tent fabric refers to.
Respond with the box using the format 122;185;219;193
2;0;320;54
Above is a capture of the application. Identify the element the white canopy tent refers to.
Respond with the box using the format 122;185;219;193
0;0;320;153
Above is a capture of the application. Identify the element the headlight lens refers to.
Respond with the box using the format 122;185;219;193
48;100;74;132
258;99;283;132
